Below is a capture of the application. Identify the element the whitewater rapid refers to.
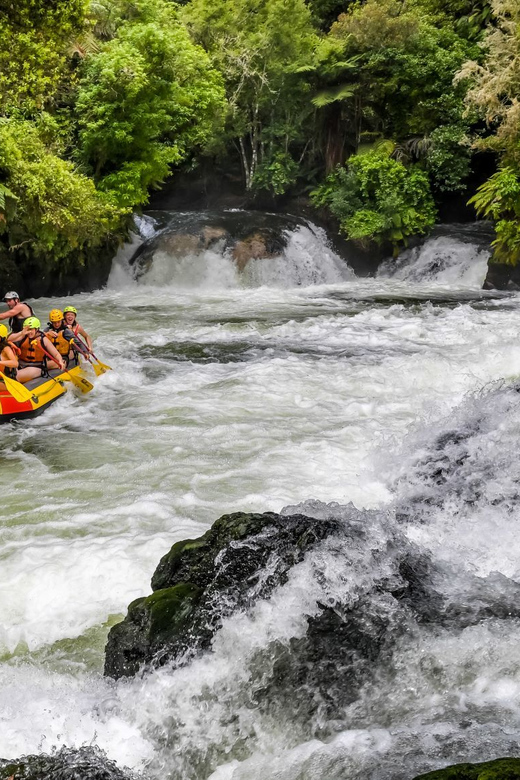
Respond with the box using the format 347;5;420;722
2;219;520;779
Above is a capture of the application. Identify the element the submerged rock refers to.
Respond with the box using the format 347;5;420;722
232;232;278;271
129;210;305;278
412;757;520;780
0;746;135;780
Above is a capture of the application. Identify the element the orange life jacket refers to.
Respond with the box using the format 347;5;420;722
46;327;73;358
18;332;47;366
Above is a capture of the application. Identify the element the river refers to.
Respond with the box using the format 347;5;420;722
1;216;520;779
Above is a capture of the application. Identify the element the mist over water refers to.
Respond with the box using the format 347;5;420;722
2;217;520;779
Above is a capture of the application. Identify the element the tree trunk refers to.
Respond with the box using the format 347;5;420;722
324;103;345;172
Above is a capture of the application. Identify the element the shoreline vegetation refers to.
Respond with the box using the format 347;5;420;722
2;0;520;293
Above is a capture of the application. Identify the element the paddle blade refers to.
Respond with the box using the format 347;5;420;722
90;354;112;373
2;374;34;403
62;371;94;394
92;362;107;377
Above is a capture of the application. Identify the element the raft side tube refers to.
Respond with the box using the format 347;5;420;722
0;365;90;423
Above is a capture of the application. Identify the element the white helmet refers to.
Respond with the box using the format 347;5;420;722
3;291;19;301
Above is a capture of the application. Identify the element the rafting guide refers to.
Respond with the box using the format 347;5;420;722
0;291;34;333
0;293;110;422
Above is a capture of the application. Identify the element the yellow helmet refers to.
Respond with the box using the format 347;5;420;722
49;309;64;322
0;324;8;339
63;306;77;315
23;316;40;329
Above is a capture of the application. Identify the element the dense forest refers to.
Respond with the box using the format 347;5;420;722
0;0;518;293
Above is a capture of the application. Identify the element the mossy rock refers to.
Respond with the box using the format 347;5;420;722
105;511;343;679
413;758;520;780
105;582;205;678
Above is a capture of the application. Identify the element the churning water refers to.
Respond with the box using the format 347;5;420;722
1;216;520;779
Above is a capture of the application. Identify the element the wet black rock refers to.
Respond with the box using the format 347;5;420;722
130;210;301;278
104;506;452;735
104;511;344;679
412;757;520;780
483;261;520;291
0;746;136;780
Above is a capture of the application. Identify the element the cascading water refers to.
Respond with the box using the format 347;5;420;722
2;215;520;780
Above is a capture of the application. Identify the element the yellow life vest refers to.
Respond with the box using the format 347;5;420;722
46;328;72;358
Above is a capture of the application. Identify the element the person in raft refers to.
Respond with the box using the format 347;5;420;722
8;317;65;383
63;306;93;353
0;324;19;384
0;291;34;333
44;309;90;368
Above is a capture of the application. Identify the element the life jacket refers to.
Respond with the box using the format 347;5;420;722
9;302;34;333
18;331;47;366
46;326;73;358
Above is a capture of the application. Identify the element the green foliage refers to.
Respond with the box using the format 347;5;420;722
0;184;17;213
311;148;436;247
0;0;87;29
253;151;299;195
469;167;520;265
0;118;124;267
0;0;87;115
460;0;520;264
0;0;506;284
184;0;317;192
305;0;357;31
418;0;492;40
426;124;472;191
318;0;479;179
76;0;226;207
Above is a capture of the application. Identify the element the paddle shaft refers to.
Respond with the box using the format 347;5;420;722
75;334;111;371
39;343;94;393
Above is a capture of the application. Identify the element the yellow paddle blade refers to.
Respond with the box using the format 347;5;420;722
92;362;107;377
61;371;94;394
2;374;35;403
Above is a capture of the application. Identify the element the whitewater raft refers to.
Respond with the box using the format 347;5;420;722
0;365;88;423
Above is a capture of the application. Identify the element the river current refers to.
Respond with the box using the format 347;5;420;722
1;217;520;779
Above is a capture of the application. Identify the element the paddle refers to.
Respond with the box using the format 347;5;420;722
61;370;94;394
39;342;95;394
89;353;112;376
1;373;36;404
74;335;112;376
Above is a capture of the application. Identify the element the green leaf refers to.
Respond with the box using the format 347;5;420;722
312;83;355;107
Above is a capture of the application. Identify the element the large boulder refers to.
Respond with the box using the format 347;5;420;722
104;511;344;679
104;499;520;733
129;210;303;278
